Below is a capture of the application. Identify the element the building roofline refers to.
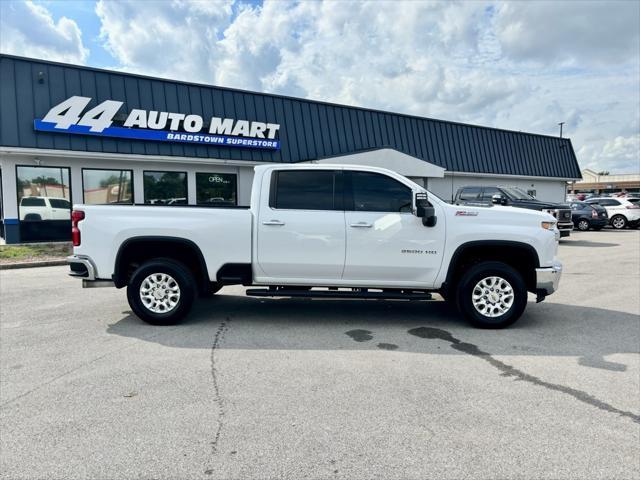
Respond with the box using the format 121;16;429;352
1;53;575;144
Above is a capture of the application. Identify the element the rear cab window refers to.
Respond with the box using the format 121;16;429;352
458;187;481;202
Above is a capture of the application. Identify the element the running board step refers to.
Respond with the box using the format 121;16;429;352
246;288;432;300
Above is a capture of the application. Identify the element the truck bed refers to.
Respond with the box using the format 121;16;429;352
73;204;253;281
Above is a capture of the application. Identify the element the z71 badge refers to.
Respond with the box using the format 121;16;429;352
455;210;479;216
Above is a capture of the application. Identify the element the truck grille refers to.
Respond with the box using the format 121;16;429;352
559;209;571;222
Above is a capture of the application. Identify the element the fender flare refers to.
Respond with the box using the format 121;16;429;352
112;236;209;290
443;240;540;289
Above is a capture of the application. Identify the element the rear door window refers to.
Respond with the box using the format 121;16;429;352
480;187;501;202
49;199;70;209
458;187;481;202
271;170;341;210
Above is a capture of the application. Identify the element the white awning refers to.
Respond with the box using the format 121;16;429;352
304;148;446;178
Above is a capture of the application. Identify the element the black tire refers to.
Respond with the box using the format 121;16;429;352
577;219;590;231
24;214;42;221
127;258;196;325
610;215;627;229
455;261;528;329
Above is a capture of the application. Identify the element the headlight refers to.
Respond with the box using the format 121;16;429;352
541;221;556;230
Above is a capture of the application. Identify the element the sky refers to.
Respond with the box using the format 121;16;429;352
0;0;638;174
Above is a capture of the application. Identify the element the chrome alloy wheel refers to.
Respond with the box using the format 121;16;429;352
139;273;181;313
472;276;514;318
612;216;626;229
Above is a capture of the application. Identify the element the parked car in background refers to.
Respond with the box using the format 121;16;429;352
455;186;573;237
567;193;589;201
586;197;640;229
569;201;608;231
19;196;71;221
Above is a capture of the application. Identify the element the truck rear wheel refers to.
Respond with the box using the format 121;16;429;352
455;261;527;329
127;259;196;325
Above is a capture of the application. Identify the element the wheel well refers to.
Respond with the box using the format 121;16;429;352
445;242;539;293
113;237;209;292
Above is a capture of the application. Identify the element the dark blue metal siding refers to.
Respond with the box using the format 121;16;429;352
0;55;581;178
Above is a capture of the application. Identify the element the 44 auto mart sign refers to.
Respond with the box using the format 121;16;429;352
34;96;281;150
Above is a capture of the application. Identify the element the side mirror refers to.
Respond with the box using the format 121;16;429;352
415;192;437;227
491;194;507;205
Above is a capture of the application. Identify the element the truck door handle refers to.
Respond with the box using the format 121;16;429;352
349;222;372;228
262;220;285;226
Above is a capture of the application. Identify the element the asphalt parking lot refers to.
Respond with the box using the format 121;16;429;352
1;229;639;479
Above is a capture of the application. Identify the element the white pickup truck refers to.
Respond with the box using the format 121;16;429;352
67;164;562;328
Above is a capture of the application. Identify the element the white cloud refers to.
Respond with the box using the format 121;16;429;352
494;1;640;66
0;0;88;64
580;135;640;173
95;0;233;83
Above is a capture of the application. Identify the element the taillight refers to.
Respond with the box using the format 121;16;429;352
71;210;85;246
626;205;640;209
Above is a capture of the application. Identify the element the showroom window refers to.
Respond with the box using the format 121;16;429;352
143;171;187;205
16;165;72;242
196;173;237;206
82;169;133;204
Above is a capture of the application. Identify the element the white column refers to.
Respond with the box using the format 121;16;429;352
187;170;197;205
0;154;18;219
70;163;83;206
133;166;145;204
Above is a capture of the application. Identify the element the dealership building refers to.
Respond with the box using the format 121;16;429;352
0;54;581;244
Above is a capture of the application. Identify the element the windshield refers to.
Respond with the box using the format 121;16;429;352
501;186;535;200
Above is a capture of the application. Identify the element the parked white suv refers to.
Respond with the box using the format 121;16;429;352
586;197;640;229
19;196;71;221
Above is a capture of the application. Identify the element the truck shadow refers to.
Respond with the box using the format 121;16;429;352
561;240;620;247
106;294;640;373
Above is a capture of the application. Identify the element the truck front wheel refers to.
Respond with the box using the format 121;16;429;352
127;259;196;325
455;261;527;329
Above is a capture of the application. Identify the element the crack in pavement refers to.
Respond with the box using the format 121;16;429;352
209;319;229;454
408;326;640;425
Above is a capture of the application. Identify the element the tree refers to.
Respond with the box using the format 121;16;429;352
597;171;610;176
32;176;62;186
99;174;124;188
